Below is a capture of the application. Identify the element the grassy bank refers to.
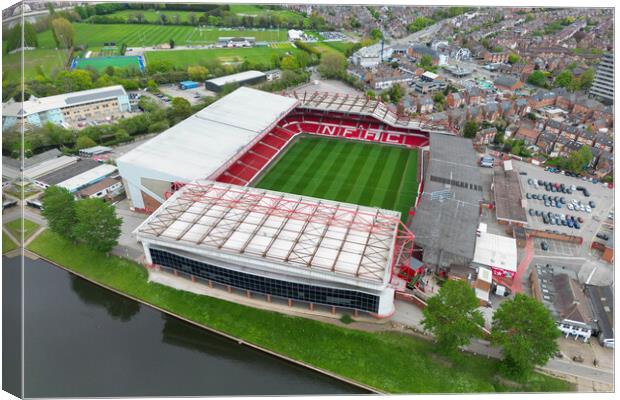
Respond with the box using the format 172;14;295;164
2;232;17;254
5;219;40;242
27;230;573;394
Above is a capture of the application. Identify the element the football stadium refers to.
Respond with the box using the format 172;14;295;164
118;87;441;318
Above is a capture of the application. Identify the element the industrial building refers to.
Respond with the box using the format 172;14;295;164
411;133;483;270
135;180;411;317
2;85;130;131
492;161;528;226
31;157;118;194
204;70;267;92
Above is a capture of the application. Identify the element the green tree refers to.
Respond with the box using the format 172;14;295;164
578;68;595;90
491;294;560;377
169;97;192;122
370;28;383;40
318;52;346;78
366;90;376;100
463;120;478;138
54;70;93;92
187;65;209;81
280;55;300;70
76;135;97;149
41;186;77;241
422;280;485;354
388;84;402;104
527;71;548;88
51;17;74;48
73;198;122;253
554;70;573;89
508;53;520;64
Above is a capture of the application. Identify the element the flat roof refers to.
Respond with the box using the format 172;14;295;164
206;70;266;87
3;85;126;117
116;87;298;182
57;164;117;193
493;167;528;224
135;180;400;288
35;159;100;185
80;145;112;155
25;156;79;180
473;232;517;272
411;133;483;267
78;177;121;197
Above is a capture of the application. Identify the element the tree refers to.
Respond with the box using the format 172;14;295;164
419;55;434;69
73;198;122;253
388;84;402;104
491;294;560;377
41;186;77;241
76;135;97;149
578;68;595;90
317;52;346;78
527;71;548;88
51;17;74;48
463;120;478;138
554;70;573;89
169;38;175;49
370;28;383;40
54;70;93;92
169;97;192;122
187;65;209;81
280;55;300;70
422;280;485;354
508;53;520;64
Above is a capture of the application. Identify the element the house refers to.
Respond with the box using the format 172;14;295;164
514;98;530;115
558;141;583;158
594;133;614;152
466;87;482;106
536;131;558;154
408;44;439;64
576;130;596;147
500;100;515;118
483;102;500;122
514;125;541;145
475;127;497;146
77;177;123;200
529;90;557;109
418;96;434;114
411;71;447;94
544;119;563;135
494;75;524;92
446;92;464;108
595;151;614;176
482;50;510;63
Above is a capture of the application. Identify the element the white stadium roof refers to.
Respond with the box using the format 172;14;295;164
135;180;401;289
116;87;298;183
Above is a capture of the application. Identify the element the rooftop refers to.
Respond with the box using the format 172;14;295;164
135;180;402;289
35;158;101;186
116;87;298;182
493;166;528;224
473;231;518;273
2;85;127;117
57;164;118;193
411;133;483;267
205;70;266;87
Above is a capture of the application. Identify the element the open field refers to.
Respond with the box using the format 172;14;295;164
33;24;288;49
145;46;301;69
90;9;199;24
3;232;17;254
73;56;144;72
2;48;68;82
255;136;419;220
28;230;574;394
229;4;306;23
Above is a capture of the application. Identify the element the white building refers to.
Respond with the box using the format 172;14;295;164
472;224;517;279
350;43;393;68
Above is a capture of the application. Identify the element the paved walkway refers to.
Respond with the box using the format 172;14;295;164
512;237;533;293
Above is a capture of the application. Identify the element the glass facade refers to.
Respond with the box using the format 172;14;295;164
150;248;380;313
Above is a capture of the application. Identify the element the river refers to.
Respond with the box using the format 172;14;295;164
2;256;366;397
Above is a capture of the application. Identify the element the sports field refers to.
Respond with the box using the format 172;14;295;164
145;46;301;69
34;24;288;49
72;56;144;72
255;136;419;220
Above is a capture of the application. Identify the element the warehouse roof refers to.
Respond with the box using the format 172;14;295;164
57;164;117;193
2;85;126;117
116;87;298;182
585;284;613;341
135;180;401;289
411;133;483;268
35;158;100;185
493;166;528;224
206;70;266;87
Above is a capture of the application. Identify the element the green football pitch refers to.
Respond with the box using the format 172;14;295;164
255;136;419;221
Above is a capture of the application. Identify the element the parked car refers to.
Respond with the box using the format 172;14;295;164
567;219;574;228
526;193;531;199
577;216;584;223
596;233;610;241
541;241;549;251
574;222;581;229
589;201;596;208
529;209;535;216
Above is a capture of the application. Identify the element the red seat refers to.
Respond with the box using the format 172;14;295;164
252;142;277;158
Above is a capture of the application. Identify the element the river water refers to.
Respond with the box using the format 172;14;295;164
2;256;365;397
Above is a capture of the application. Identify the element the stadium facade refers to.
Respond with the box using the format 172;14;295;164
119;87;440;317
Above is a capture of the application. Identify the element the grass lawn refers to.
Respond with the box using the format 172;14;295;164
2;184;41;200
2;48;67;83
2;232;17;254
145;46;301;69
34;24;288;50
27;230;573;394
4;218;41;242
255;136;419;221
323;41;358;54
309;42;343;57
73;56;143;72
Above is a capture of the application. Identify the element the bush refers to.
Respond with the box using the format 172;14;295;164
340;314;354;324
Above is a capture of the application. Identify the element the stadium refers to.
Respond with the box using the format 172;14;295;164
119;87;442;318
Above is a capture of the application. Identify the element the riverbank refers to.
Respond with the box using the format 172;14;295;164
27;230;574;394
